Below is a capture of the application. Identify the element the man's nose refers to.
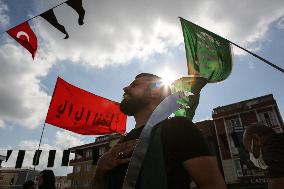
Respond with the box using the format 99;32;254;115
123;86;129;92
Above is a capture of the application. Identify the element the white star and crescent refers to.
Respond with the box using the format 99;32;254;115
16;31;30;42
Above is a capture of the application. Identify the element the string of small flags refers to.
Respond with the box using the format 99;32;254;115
0;150;70;168
5;0;86;59
0;148;101;168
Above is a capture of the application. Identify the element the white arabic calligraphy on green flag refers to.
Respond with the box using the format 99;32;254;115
171;18;233;120
180;17;232;82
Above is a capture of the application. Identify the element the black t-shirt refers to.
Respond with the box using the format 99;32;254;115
263;133;284;178
107;117;212;189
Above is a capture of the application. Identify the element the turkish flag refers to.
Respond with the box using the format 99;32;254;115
7;21;38;59
45;77;127;135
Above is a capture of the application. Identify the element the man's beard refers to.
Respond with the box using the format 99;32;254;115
120;94;148;116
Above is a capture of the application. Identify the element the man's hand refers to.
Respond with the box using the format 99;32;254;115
96;139;137;173
92;138;137;189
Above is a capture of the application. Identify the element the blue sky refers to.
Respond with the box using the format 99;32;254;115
0;0;284;175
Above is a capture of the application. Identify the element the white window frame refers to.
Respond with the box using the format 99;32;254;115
258;111;278;127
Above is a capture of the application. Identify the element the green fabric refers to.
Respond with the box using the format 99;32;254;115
180;17;232;83
170;76;207;120
138;126;168;189
173;94;200;120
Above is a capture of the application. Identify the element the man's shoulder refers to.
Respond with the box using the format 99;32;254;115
159;116;202;137
158;117;212;161
160;116;197;130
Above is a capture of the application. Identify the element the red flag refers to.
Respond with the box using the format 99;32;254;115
7;21;38;59
45;77;127;135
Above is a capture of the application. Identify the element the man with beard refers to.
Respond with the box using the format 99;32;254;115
92;73;226;189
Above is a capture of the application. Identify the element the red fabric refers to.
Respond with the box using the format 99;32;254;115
7;21;38;59
45;77;127;135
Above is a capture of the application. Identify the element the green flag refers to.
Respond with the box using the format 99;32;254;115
170;76;207;120
171;18;233;120
180;17;232;83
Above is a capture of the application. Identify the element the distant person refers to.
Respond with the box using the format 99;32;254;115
37;169;56;189
243;123;284;189
23;180;35;189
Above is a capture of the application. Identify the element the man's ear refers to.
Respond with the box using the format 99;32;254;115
149;87;165;103
150;87;163;99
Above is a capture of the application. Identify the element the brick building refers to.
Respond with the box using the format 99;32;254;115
212;94;283;188
66;94;283;189
67;134;121;189
0;168;40;189
55;176;71;189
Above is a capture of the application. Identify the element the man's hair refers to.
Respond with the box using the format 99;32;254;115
245;123;276;138
135;73;160;80
23;180;35;189
135;73;171;99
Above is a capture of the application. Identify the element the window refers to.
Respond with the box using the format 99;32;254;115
226;118;242;132
225;118;242;156
75;154;82;159
258;111;278;126
99;147;106;155
96;136;109;142
73;180;79;187
85;164;92;172
86;150;92;158
74;165;81;173
84;179;90;186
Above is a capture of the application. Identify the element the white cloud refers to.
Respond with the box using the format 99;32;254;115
0;119;5;128
1;0;283;130
54;130;85;149
277;16;284;29
0;1;9;27
32;0;284;67
0;42;54;129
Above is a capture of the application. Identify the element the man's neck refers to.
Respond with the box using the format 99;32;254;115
133;105;156;129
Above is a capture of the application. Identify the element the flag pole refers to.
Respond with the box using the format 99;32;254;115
34;122;46;170
228;41;284;74
179;17;284;74
33;77;60;170
33;79;56;170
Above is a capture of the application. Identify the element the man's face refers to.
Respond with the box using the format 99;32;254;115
120;76;153;116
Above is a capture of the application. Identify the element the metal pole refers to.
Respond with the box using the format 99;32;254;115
33;123;46;170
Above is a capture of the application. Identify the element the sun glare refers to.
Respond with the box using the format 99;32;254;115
157;69;178;86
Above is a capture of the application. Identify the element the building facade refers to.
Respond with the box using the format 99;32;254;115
0;168;40;189
56;176;71;189
67;134;120;189
212;94;283;189
66;94;283;189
